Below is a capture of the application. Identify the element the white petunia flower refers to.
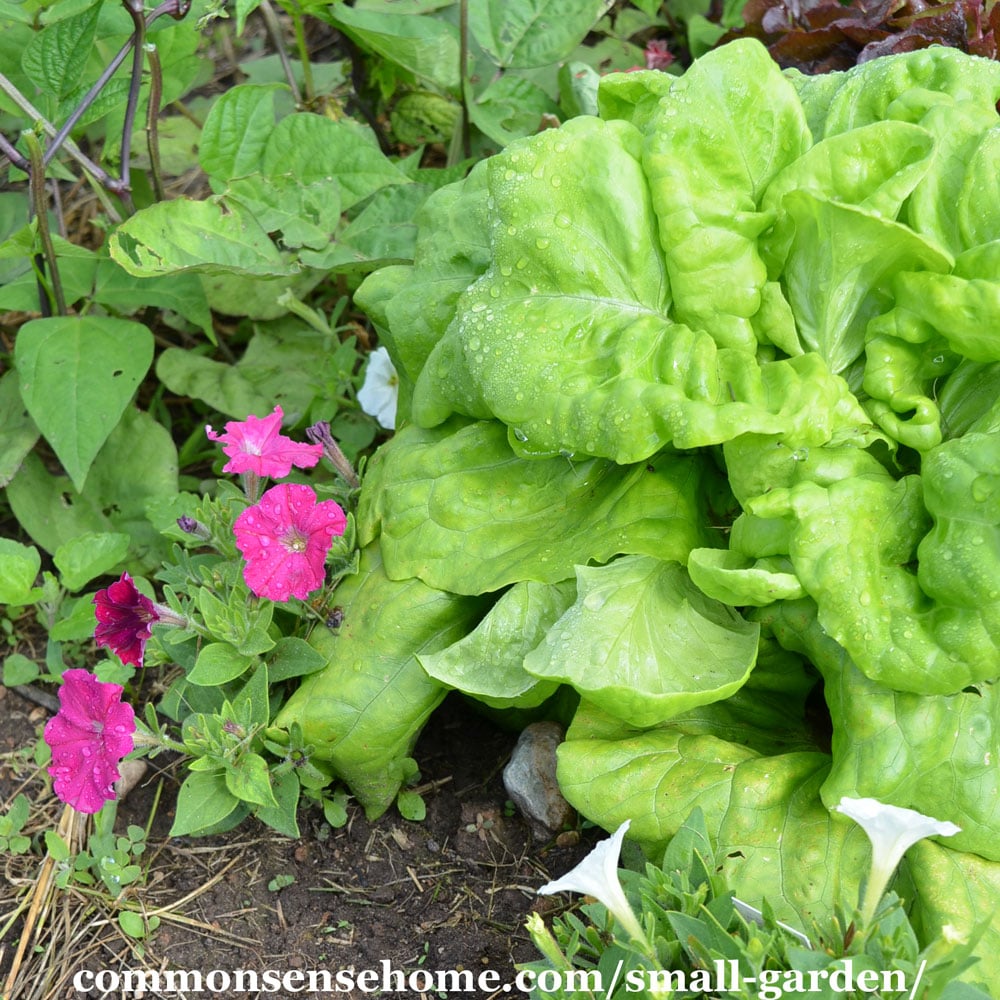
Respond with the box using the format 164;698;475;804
835;796;961;923
357;347;399;430
537;820;649;949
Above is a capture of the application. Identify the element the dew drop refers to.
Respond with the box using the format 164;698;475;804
512;427;529;442
550;175;561;188
554;212;572;229
535;237;550;250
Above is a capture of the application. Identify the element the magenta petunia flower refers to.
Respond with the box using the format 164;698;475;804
93;572;159;668
233;483;347;601
206;405;323;479
44;669;136;814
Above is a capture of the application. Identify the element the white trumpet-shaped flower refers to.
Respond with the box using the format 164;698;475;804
835;797;961;924
357;347;399;430
537;820;650;950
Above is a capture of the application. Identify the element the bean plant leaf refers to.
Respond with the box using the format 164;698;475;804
15;317;154;492
155;321;332;420
467;75;560;146
198;82;284;181
110;200;290;277
0;539;42;605
6;409;178;571
21;1;99;101
321;3;461;92
261;114;409;212
524;557;760;727
53;531;130;591
0;371;39;489
469;0;613;68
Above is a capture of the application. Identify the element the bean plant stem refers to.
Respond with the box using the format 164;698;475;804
118;0;149;211
259;0;302;105
459;0;471;160
290;7;314;102
0;130;29;171
0;72;112;189
145;45;167;202
25;131;67;317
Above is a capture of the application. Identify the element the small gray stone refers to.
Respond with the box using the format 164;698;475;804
503;721;575;837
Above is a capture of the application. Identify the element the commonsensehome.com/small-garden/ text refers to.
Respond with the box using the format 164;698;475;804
70;956;928;998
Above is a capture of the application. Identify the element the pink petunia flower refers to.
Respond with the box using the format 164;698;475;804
233;483;347;601
44;669;136;814
206;405;324;479
93;572;158;668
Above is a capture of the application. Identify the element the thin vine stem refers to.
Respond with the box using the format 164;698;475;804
259;0;302;105
145;44;167;202
25;131;67;317
117;0;149;211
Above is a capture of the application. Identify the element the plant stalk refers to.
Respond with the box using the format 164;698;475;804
25;131;67;317
145;44;167;202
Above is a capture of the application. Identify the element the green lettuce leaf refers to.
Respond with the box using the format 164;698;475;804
524;556;759;727
273;543;485;818
821;46;1000;137
909;840;1000;989
903;101;1000;256
417;580;574;709
751;475;1000;695
557;699;760;851
643;38;811;352
775;193;951;374
358;420;713;594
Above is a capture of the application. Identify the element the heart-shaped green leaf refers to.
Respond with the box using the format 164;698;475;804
15;316;153;492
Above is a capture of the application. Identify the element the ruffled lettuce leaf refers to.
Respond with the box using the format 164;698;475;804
524;556;760;727
773;193;951;374
273;543;485;818
820;46;1000;137
358;419;713;594
750;472;1000;695
417;579;573;709
761;598;1000;863
643;38;811;352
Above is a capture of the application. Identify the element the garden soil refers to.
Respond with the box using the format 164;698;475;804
0;686;591;1000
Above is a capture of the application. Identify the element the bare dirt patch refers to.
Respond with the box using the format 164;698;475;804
1;689;588;1000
